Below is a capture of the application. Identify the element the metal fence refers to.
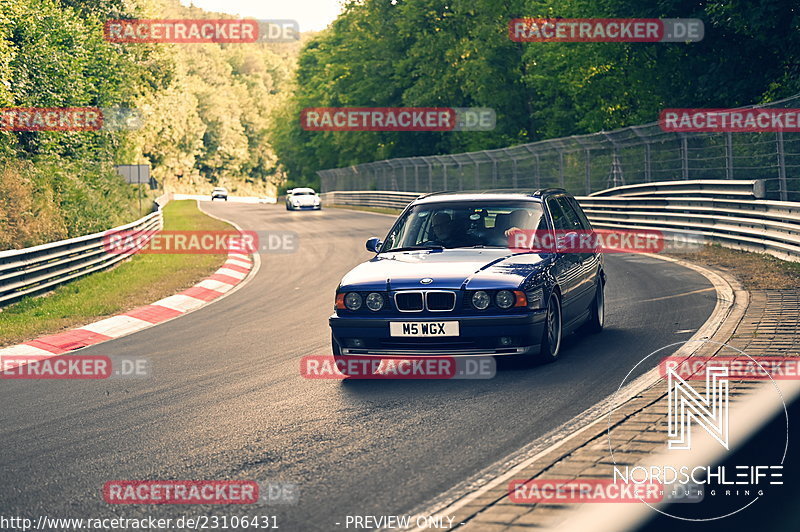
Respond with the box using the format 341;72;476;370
318;93;800;202
0;206;164;308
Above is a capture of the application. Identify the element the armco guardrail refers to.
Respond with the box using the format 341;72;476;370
576;197;800;261
0;208;163;308
576;179;800;260
588;178;766;199
322;180;800;261
320;190;420;210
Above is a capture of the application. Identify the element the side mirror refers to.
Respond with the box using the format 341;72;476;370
366;237;382;253
556;232;579;253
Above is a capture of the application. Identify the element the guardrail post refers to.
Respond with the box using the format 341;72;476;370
402;165;407;191
777;131;788;201
443;162;448;190
414;163;420;192
645;143;652;182
558;150;565;187
475;160;481;189
535;154;541;188
725;132;734;180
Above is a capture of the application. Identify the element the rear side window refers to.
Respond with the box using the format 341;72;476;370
567;197;593;230
555;196;584;231
546;197;572;231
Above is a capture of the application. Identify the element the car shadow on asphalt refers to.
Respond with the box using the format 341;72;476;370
336;327;643;396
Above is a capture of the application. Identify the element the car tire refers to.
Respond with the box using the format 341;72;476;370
585;281;605;334
504;290;562;369
535;292;562;364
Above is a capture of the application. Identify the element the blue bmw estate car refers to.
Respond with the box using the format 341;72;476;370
329;190;605;368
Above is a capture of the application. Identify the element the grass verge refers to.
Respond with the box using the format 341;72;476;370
0;200;233;347
669;244;800;290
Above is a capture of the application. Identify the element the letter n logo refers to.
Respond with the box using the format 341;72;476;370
667;364;729;450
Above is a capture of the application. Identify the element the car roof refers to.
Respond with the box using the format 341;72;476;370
411;189;567;205
291;187;316;193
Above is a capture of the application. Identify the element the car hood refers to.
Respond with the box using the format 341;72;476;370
339;248;551;291
292;195;318;205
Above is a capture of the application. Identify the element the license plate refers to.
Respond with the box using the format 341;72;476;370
389;321;459;337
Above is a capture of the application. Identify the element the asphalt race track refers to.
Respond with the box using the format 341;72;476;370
0;203;717;531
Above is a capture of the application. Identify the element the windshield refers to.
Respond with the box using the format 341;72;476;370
381;201;546;252
293;191;314;196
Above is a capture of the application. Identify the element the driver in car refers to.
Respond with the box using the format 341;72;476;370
429;212;477;248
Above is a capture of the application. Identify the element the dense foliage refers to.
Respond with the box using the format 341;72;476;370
0;0;300;247
272;0;800;189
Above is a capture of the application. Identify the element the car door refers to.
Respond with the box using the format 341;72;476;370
545;196;584;325
568;196;602;283
557;195;598;317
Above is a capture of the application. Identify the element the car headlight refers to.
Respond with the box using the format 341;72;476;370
472;291;491;310
345;292;363;310
366;292;384;311
496;290;515;309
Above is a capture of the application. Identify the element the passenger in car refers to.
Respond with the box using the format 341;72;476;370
504;209;533;238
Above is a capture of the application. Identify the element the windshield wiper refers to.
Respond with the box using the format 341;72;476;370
384;245;444;252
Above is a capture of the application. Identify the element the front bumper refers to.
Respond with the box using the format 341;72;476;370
329;311;546;357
